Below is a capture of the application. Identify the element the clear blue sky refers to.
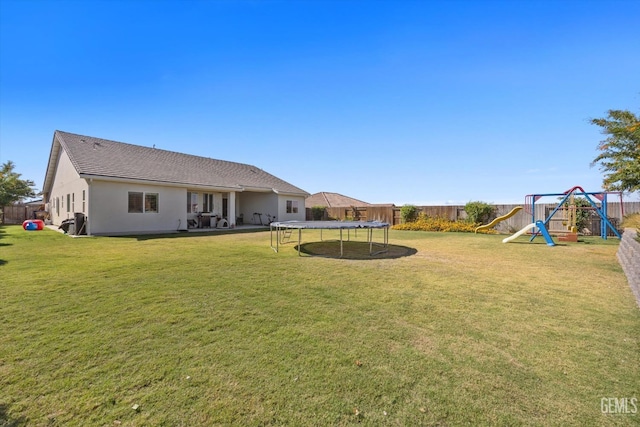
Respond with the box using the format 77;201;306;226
1;0;638;205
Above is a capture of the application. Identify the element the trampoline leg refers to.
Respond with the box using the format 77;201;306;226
270;225;278;253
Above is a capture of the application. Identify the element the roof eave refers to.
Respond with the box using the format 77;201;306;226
80;174;242;191
271;188;310;197
42;132;63;197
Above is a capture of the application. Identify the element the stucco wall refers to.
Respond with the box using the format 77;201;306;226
240;192;279;224
617;228;640;307
277;195;306;222
47;150;88;225
88;180;187;235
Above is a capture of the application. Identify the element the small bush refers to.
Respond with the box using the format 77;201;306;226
563;197;595;231
464;201;495;224
311;206;326;221
400;204;420;223
622;213;640;243
392;214;477;232
622;213;640;229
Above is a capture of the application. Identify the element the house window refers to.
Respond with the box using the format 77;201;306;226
187;192;198;213
203;193;214;212
145;193;159;213
286;200;298;214
128;192;158;213
82;190;86;212
128;192;144;213
66;194;70;212
72;193;75;212
56;197;59;216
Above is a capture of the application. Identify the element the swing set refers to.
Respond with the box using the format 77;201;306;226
524;185;623;242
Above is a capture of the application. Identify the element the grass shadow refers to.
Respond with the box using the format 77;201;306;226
505;241;568;246
0;403;28;427
0;229;11;266
110;227;270;241
297;241;417;260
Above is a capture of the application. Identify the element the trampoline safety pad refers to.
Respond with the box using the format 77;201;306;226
270;220;390;257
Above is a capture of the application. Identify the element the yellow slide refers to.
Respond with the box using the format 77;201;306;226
475;206;523;233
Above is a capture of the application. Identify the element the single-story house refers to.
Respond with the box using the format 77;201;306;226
42;130;309;235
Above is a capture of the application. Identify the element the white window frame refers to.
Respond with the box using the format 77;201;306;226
145;193;159;213
187;191;198;213
286;200;299;214
128;191;159;214
128;192;144;213
203;193;214;213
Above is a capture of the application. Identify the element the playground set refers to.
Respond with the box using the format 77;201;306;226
476;185;623;246
524;185;622;242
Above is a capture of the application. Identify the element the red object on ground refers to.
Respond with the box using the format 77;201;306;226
557;232;578;243
22;219;45;231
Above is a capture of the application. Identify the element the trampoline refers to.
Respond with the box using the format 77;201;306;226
270;220;390;257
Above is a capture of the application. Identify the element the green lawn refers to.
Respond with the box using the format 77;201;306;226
1;225;638;426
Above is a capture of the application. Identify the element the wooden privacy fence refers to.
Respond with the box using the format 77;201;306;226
1;204;30;224
306;202;640;233
1;203;47;224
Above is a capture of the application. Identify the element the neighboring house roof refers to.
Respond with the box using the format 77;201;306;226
305;192;371;208
43;131;308;196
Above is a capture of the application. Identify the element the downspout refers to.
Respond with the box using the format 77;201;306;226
86;178;92;236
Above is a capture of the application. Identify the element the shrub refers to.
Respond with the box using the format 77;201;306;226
392;214;477;232
464;201;495;224
400;204;420;223
311;206;326;221
562;197;594;231
621;213;640;230
621;213;640;243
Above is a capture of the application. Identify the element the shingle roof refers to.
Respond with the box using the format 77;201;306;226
44;131;308;196
305;192;371;208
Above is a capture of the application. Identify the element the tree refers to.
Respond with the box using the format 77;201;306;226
311;205;326;220
0;161;37;209
464;201;495;224
590;109;640;193
400;204;419;223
